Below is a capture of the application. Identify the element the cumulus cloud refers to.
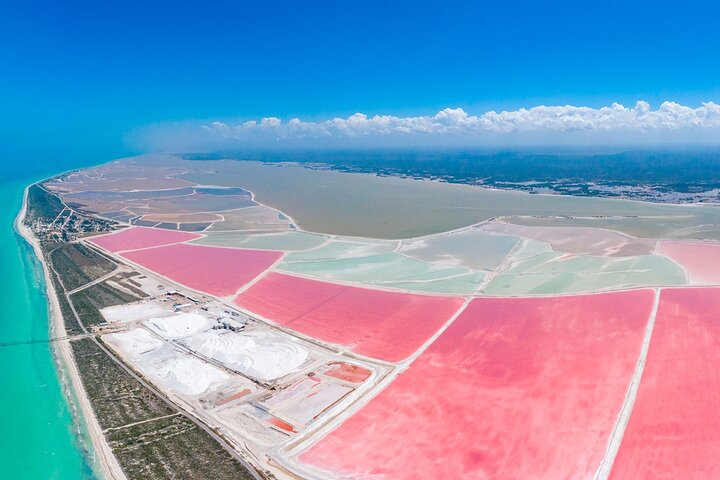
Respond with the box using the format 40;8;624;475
136;101;720;151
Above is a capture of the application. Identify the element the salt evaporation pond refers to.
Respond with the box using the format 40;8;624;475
611;288;720;479
100;302;173;323
400;228;520;270
90;226;200;252
122;243;282;297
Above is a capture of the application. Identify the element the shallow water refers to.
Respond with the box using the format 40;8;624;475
0;179;95;478
177;160;720;239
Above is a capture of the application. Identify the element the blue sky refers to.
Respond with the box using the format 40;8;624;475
2;0;720;164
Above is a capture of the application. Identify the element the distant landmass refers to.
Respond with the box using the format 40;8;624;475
183;149;720;203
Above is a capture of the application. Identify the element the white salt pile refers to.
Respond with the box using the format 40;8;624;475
151;355;229;395
104;327;229;395
104;327;164;357
145;313;213;339
187;329;309;380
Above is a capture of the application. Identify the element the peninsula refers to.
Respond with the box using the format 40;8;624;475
20;153;720;479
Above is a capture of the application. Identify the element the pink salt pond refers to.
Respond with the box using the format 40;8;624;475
89;226;201;252
611;288;720;479
234;272;464;362
300;290;655;479
656;240;720;283
122;243;282;297
323;363;372;383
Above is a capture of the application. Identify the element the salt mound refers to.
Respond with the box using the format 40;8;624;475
104;328;164;358
101;302;172;323
146;313;213;339
105;328;228;396
150;355;229;395
187;330;308;380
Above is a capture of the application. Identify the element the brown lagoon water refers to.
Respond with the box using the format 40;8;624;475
175;159;720;239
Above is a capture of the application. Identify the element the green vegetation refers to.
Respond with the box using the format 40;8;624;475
71;338;174;428
47;265;85;335
107;271;150;297
107;414;256;480
41;241;120;334
26;184;64;223
49;243;116;291
71;282;139;327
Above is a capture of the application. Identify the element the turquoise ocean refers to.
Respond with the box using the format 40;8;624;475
0;173;97;478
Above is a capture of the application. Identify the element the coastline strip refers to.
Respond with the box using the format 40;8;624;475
15;185;128;480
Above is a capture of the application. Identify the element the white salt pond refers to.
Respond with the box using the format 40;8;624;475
186;329;309;381
276;382;353;426
100;302;173;323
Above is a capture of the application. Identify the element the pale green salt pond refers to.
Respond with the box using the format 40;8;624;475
281;240;398;261
510;238;554;262
279;252;484;294
505;214;720;241
400;229;521;270
194;230;327;251
484;252;687;295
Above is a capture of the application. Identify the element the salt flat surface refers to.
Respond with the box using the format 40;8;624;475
137;193;255;214
611;288;720;479
100;302;173;323
105;328;229;396
656;240;720;283
276;382;352;426
89;226;200;252
505;214;720;241
217;405;291;446
122;243;282;297
482;222;656;257
145;313;214;339
235;272;464;362
207;205;293;232
185;329;309;380
301;290;654;479
262;377;321;408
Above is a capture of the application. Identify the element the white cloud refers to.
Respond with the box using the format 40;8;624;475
137;101;720;151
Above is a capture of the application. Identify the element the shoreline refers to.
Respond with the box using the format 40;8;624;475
14;184;126;480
